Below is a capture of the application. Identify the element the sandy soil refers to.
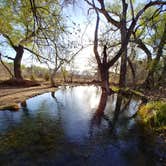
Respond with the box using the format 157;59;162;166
0;84;56;109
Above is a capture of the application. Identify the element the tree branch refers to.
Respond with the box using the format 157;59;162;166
102;45;107;64
135;38;152;62
20;28;39;44
93;0;102;67
106;47;123;69
127;1;166;40
2;34;16;50
84;0;120;28
129;0;134;20
0;53;14;78
106;0;166;69
23;46;54;63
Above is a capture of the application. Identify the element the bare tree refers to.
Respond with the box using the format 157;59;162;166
84;0;166;90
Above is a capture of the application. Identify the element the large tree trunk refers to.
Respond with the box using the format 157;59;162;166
100;66;111;95
119;0;128;88
50;73;56;87
50;69;58;87
13;45;24;80
119;51;127;87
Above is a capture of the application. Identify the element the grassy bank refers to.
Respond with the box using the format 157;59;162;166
138;101;166;131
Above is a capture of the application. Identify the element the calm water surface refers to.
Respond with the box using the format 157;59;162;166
0;86;163;165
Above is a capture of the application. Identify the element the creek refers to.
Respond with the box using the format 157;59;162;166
0;86;164;165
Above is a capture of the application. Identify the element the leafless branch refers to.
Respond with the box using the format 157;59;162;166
0;53;14;78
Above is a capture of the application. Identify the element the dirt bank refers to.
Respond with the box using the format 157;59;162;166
0;82;165;110
0;84;56;109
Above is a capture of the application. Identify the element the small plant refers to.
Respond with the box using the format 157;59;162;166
138;101;166;130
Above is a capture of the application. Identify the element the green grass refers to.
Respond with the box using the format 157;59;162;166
0;115;66;155
138;101;166;131
111;86;119;92
110;85;145;98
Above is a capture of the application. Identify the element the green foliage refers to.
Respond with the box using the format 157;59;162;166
0;0;64;49
0;115;65;155
111;86;145;98
155;104;166;126
138;101;166;130
0;0;29;45
139;8;166;46
106;2;121;17
111;86;120;92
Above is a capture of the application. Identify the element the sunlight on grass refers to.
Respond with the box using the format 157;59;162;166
138;101;166;130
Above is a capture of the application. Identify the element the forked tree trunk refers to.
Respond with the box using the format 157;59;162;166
13;45;24;80
100;67;111;95
50;69;58;87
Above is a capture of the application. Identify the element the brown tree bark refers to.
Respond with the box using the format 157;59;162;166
85;0;166;90
93;5;111;94
99;65;111;95
13;45;24;80
119;0;128;88
0;53;14;78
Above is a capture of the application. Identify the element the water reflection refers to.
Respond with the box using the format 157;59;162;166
0;86;158;165
0;86;141;137
112;93;123;130
91;88;108;126
90;88;138;134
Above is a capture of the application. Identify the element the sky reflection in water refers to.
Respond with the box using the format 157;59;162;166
0;86;157;166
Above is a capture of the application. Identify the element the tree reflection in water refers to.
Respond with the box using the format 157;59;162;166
111;92;123;131
90;87;133;134
91;87;108;126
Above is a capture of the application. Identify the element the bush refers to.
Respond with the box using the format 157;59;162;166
138;101;166;130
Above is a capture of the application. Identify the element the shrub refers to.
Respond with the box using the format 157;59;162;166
138;101;166;130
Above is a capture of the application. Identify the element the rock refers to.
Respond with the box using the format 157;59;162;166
0;104;20;111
